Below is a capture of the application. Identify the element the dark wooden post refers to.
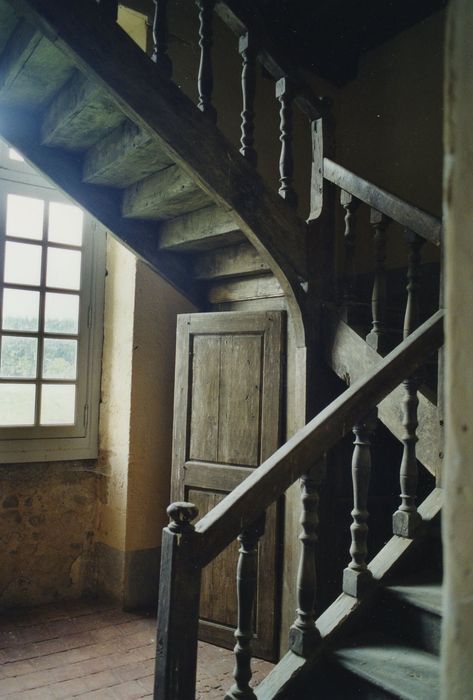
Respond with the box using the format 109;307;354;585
289;467;322;657
239;32;257;166
276;77;297;208
340;190;360;323
393;232;424;538
225;515;265;700
154;502;202;700
96;0;118;23
366;210;390;354
343;410;377;597
152;0;172;77
196;0;217;122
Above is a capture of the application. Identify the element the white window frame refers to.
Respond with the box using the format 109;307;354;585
0;141;105;463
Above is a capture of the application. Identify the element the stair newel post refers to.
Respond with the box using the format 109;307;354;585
289;466;322;657
151;0;172;78
366;210;390;354
340;190;360;323
154;502;202;700
276;77;297;208
343;410;377;597
96;0;118;23
393;231;424;538
239;32;257;167
225;514;266;700
196;0;217;122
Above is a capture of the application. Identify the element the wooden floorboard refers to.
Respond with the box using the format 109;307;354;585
0;598;273;698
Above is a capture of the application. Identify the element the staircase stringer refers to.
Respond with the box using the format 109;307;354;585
6;0;311;346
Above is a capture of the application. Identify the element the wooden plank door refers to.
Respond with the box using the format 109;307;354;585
171;310;285;661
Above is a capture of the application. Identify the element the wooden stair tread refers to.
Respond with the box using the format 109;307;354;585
82;119;172;187
333;645;440;700
41;70;126;150
0;19;74;107
159;206;244;251
385;582;442;617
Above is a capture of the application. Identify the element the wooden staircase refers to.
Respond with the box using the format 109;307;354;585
0;1;445;699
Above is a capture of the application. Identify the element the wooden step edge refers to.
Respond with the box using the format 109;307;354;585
255;487;443;700
333;645;440;700
207;274;283;305
158;205;244;252
193;242;270;281
0;19;42;93
82;118;173;187
384;583;443;617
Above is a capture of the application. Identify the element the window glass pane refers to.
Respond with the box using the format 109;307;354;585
46;247;81;290
48;202;83;246
2;289;40;331
4;241;42;286
40;384;76;425
0;336;37;378
0;384;35;426
9;148;24;162
44;293;79;334
43;338;77;380
6;194;44;240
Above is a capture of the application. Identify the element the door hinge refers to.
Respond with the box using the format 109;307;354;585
83;403;89;429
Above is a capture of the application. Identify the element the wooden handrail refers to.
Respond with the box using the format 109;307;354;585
323;157;442;245
194;309;444;566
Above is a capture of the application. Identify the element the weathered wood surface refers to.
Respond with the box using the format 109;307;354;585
208;274;282;304
0;3;17;55
122;164;211;220
194;310;444;566
159;206;244;252
154;503;202;700
324;158;442;246
0;105;202;304
342;412;376;598
323;308;441;476
193;242;269;280
171;310;284;658
254;487;443;700
41;70;125;150
393;232;424;538
83;118;172;187
5;0;308;329
288;468;322;657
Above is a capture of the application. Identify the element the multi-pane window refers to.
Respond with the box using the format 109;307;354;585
0;142;105;462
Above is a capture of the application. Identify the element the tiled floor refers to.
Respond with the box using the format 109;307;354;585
0;598;273;698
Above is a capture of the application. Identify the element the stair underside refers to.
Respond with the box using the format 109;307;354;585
0;0;309;313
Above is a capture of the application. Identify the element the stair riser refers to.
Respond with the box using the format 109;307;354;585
380;599;441;656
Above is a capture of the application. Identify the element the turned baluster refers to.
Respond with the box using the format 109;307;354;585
343;411;377;597
366;210;390;354
152;0;172;77
276;77;297;208
225;515;265;700
96;0;118;22
239;32;257;166
393;232;424;538
196;0;216;122
340;190;360;322
289;468;322;657
154;502;201;700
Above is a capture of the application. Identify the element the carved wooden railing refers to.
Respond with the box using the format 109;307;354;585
155;310;443;699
